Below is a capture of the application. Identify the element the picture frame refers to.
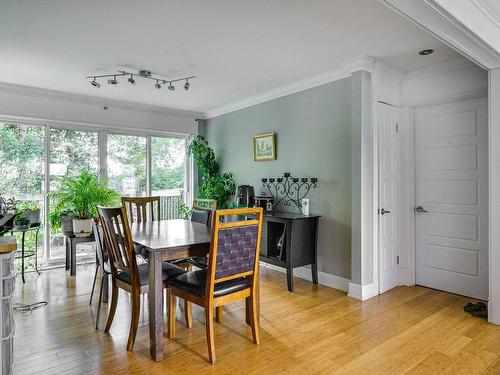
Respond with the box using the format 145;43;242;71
253;133;276;161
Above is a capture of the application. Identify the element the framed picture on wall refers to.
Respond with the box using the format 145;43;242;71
253;133;276;161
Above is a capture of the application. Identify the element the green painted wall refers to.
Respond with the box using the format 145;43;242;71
202;77;353;279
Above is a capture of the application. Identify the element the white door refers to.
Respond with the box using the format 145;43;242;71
378;102;399;294
415;97;488;300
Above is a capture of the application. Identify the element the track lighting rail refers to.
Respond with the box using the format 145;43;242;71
86;70;195;90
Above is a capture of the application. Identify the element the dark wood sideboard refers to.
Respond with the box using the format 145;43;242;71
260;211;320;292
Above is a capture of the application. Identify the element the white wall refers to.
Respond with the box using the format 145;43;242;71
0;82;198;135
398;57;488;286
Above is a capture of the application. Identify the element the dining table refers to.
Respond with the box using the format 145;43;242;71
131;219;212;362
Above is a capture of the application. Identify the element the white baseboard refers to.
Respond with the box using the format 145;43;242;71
347;281;377;301
260;262;349;293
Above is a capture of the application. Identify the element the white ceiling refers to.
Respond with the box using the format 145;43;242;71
0;0;462;115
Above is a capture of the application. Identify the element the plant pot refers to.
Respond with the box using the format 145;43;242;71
24;209;40;225
72;218;93;237
61;214;74;233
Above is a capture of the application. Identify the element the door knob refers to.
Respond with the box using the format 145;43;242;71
415;205;428;213
380;208;391;215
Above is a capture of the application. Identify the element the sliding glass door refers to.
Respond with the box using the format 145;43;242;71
49;128;99;262
0;122;45;263
0;121;190;265
151;136;186;219
107;134;147;197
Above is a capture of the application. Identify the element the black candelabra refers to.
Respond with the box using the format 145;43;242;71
262;172;318;213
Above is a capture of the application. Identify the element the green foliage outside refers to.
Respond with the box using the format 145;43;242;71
48;170;120;229
187;135;236;208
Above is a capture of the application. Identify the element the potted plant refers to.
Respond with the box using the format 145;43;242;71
17;201;41;225
49;170;119;237
13;212;30;230
187;135;236;209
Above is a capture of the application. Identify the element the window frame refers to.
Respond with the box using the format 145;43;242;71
0;115;193;263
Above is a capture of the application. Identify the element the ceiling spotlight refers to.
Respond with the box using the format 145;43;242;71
184;79;190;91
128;75;136;85
418;49;434;56
168;82;175;91
108;75;118;85
154;80;162;89
90;79;100;88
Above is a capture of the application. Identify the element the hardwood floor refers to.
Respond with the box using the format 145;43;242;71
11;265;500;374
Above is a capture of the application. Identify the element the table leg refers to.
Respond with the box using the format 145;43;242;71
34;227;41;275
286;264;294;292
148;252;164;361
102;273;109;304
21;231;26;284
70;239;76;277
65;237;70;271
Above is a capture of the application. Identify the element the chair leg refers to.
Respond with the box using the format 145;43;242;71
184;299;193;328
168;290;176;339
126;292;141;351
104;282;119;333
95;274;105;330
216;306;223;323
205;304;216;365
249;292;260;345
89;264;100;305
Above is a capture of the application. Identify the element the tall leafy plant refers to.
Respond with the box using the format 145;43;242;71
188;135;236;208
48;170;120;229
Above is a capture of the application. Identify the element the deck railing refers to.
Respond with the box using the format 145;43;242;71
158;191;184;220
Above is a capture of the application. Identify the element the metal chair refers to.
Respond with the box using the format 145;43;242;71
167;207;263;364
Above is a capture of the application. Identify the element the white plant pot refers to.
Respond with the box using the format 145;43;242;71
72;218;93;237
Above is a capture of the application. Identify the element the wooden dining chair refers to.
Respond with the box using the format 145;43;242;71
97;205;189;351
186;198;217;269
121;196;161;223
89;222;112;330
167;207;263;364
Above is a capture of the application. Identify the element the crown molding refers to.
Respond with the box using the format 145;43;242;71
203;56;393;120
379;0;500;70
0;81;202;119
403;56;477;83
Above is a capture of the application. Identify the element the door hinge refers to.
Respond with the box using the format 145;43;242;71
396;123;399;133
397;255;399;265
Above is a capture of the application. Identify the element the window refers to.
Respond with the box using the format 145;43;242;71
107;134;147;197
0;122;45;263
0;121;190;266
151;136;186;219
49;128;99;262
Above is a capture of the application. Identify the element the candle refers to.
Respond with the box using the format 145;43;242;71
269;178;275;183
284;172;290;178
311;178;318;183
277;178;283;182
292;178;299;183
262;178;268;182
301;178;308;182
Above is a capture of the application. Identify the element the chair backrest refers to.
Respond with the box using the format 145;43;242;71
93;222;110;273
97;206;139;286
206;208;263;295
193;198;217;210
121;196;161;223
191;198;217;226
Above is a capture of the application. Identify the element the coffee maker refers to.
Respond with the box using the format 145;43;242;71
235;185;255;207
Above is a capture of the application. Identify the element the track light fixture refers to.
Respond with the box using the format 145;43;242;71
85;70;195;93
108;75;118;85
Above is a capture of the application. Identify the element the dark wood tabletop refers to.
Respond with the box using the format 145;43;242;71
130;219;211;258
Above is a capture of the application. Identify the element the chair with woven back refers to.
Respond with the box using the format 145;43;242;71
121;196;161;223
167;207;263;365
97;205;188;351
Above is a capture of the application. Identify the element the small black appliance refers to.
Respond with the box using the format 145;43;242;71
235;185;255;207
